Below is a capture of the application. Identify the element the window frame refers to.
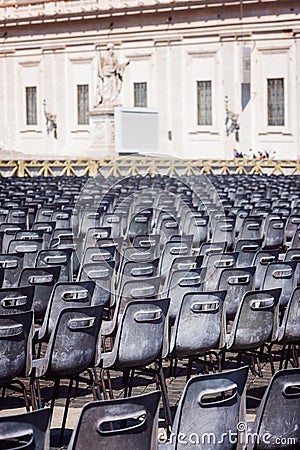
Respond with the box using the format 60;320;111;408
196;80;213;127
267;77;285;127
133;82;148;108
77;84;90;126
25;86;38;126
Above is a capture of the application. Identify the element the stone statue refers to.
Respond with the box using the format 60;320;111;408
94;43;129;108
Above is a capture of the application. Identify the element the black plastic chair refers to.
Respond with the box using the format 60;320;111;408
67;391;160;450
18;266;61;320
160;366;249;450
0;408;51;450
0;310;33;411
246;368;300;450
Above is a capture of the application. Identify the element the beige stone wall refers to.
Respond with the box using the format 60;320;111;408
0;0;299;159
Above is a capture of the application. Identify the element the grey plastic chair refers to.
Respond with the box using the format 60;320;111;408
262;217;286;249
36;248;73;282
77;260;115;306
0;253;24;288
160;366;249;450
36;280;95;342
238;217;263;240
0;310;33;410
18;266;61;320
32;304;104;440
252;250;280;290
99;299;171;428
225;288;281;375
8;239;43;268
0;285;34;314
234;239;263;268
226;288;281;352
204;252;238;292
166;268;206;321
246;368;300;450
158;240;193;279
170;290;227;377
276;287;300;370
67;391;160;450
102;275;162;337
262;261;297;308
0;408;51;450
217;267;255;320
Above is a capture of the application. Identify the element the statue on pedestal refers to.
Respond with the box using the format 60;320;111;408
94;43;129;108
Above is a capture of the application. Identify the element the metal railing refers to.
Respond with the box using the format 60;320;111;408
0;158;299;177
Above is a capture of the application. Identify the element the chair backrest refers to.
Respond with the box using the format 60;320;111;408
18;266;61;320
0;310;33;383
0;253;24;288
211;220;235;251
109;298;169;368
127;211;152;241
36;248;73;282
167;268;206;321
199;242;227;261
262;261;297;307
170;366;249;450
43;305;103;378
77;261;115;306
226;288;281;351
284;214;300;244
117;259;158;291
39;280;95;341
249;368;300;450
0;285;34;314
204;252;238;291
278;287;300;345
117;275;162;318
263;217;286;249
238;217;263;240
234;239;263;268
217;267;255;320
158;240;193;279
0;408;51;450
8;239;43;268
252;249;280;290
170;290;227;357
68;391;160;450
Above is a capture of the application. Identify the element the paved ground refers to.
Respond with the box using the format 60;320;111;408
0;346;287;449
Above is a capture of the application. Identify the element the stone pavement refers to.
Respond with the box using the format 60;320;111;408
0;347;284;449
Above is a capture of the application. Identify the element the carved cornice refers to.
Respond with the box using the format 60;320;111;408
0;0;288;26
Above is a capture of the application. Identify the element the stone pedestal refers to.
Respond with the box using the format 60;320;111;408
89;108;116;156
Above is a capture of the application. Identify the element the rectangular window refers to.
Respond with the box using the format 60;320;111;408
197;80;212;126
77;84;89;125
241;83;251;111
26;87;37;125
267;78;284;126
134;82;147;108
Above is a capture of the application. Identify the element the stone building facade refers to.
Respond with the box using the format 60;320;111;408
0;0;299;159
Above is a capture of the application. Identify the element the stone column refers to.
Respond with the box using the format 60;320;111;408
88;107;116;156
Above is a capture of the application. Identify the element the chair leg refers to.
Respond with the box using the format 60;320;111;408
50;379;60;411
128;369;135;397
92;367;102;400
279;345;286;370
106;370;114;399
100;369;109;400
86;369;97;401
59;378;73;446
123;369;130;398
292;345;299;368
157;364;172;437
284;345;291;369
186;358;193;381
